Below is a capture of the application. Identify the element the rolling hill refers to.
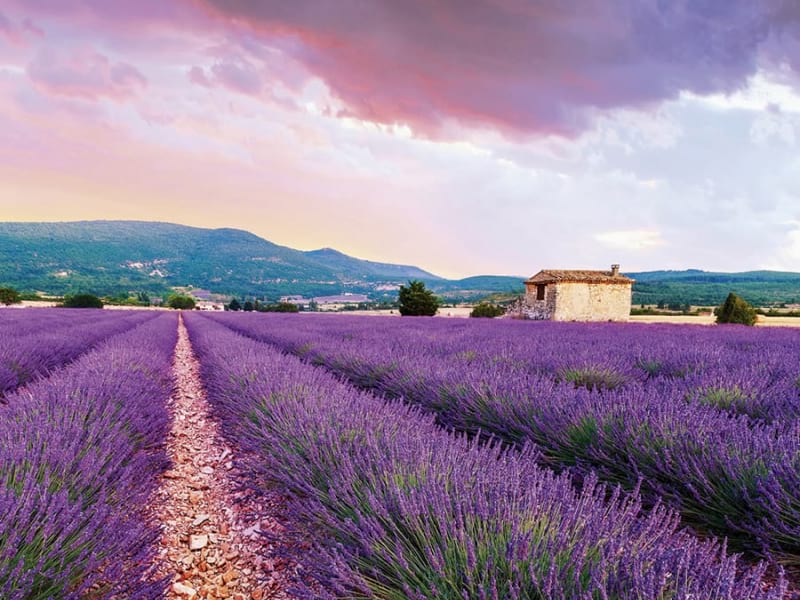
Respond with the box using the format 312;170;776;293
1;221;798;306
627;269;800;306
0;221;482;300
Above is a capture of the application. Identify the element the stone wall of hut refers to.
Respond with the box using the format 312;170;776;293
518;282;631;321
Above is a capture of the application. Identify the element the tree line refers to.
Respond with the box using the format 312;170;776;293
0;282;761;325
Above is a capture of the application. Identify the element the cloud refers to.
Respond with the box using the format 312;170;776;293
682;71;800;113
0;10;13;36
0;10;25;44
4;0;208;31
594;229;665;250
27;47;147;101
750;105;798;146
12;0;800;139
210;59;262;95
3;0;800;279
188;65;211;87
194;0;800;137
767;221;800;270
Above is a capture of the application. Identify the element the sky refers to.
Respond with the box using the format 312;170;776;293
1;1;799;279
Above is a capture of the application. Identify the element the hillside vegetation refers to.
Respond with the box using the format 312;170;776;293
1;221;798;306
0;221;439;299
629;269;800;307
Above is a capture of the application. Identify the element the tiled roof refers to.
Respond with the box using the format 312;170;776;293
525;269;634;284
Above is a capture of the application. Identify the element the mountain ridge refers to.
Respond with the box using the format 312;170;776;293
0;220;481;300
1;220;799;306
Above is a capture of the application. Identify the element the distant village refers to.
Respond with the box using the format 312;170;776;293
189;265;636;322
192;291;371;312
7;262;788;326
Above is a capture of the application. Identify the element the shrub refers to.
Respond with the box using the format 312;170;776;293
0;287;21;306
398;280;439;316
259;302;300;313
470;302;505;318
694;386;752;411
558;367;628;391
63;294;103;309
714;292;757;326
167;294;196;310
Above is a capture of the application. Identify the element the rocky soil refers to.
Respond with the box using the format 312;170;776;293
151;316;297;599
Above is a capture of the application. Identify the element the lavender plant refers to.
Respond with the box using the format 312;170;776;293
0;309;159;398
184;313;784;599
206;313;800;563
0;312;176;599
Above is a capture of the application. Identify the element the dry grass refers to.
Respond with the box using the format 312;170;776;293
630;314;800;328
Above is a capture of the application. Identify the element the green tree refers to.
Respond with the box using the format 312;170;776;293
243;300;255;312
259;302;300;313
63;293;103;308
227;298;242;311
167;294;196;310
470;302;505;318
398;280;439;316
714;292;757;326
0;287;21;306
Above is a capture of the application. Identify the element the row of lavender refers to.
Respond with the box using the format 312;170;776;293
185;312;785;599
0;309;159;397
215;315;800;423
0;312;177;599
207;313;800;563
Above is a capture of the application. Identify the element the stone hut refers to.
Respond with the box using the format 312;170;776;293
518;264;634;321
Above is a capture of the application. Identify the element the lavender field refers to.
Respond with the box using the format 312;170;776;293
0;309;161;398
203;313;800;565
2;307;798;598
192;314;800;598
0;310;176;598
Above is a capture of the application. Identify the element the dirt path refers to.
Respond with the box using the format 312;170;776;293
152;315;296;599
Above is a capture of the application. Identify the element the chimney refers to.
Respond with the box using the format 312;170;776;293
611;264;620;277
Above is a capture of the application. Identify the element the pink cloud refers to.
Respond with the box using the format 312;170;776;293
0;10;13;33
5;0;208;29
188;59;265;96
194;0;800;137
110;61;146;89
138;107;177;126
209;59;262;95
21;18;44;38
4;0;800;139
2;0;222;62
0;10;24;44
188;65;211;87
27;46;147;101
